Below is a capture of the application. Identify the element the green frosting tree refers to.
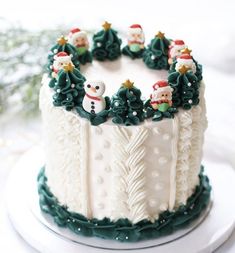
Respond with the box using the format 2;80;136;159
122;45;145;59
92;22;122;61
169;48;203;82
52;63;86;111
168;65;200;110
77;49;92;65
47;36;80;88
143;31;170;70
110;80;144;126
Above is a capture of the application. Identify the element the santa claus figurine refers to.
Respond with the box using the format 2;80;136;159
168;40;186;65
68;28;89;55
150;80;173;112
83;80;106;114
128;24;145;52
51;52;73;79
122;24;145;59
175;54;196;74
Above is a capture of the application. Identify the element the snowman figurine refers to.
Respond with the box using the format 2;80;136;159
83;80;106;114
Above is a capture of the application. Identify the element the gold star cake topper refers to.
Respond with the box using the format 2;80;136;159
122;79;134;89
63;62;74;72
181;47;192;55
156;31;165;39
57;36;68;46
102;21;112;31
178;65;191;74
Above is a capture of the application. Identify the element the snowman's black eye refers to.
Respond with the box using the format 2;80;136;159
95;86;99;90
87;84;91;88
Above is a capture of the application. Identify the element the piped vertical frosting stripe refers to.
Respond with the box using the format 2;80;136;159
80;120;92;218
169;116;179;210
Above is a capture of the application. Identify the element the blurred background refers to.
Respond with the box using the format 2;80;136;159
0;0;235;250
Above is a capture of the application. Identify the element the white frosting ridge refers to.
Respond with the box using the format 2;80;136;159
175;110;193;206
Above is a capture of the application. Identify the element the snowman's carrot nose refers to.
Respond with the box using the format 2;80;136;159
90;87;97;93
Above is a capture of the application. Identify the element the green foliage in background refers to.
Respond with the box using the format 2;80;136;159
0;19;67;116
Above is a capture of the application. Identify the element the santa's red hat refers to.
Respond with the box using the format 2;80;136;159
129;24;143;34
68;28;87;40
153;80;172;91
54;51;71;62
174;40;185;46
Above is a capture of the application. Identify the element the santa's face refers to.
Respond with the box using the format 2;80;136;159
152;90;172;101
85;81;105;97
176;60;196;74
170;45;185;58
74;36;87;47
53;58;72;71
129;33;144;43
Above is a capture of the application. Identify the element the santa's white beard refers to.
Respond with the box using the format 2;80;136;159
169;47;184;58
175;61;197;74
152;96;172;102
53;60;71;71
128;35;144;43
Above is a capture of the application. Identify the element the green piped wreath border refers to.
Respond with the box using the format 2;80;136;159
37;166;211;242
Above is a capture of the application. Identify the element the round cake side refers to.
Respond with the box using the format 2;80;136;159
39;76;208;227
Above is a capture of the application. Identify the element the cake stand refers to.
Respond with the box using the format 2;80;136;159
5;146;235;253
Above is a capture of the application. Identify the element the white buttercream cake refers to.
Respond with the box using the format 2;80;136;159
37;24;211;242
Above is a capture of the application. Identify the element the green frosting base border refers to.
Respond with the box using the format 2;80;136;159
37;166;211;243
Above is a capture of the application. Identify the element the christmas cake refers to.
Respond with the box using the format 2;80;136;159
38;22;211;242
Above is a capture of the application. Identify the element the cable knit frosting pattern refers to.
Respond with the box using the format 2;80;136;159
111;126;149;223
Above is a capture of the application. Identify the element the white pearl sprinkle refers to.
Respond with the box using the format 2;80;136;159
95;153;103;160
56;89;61;93
114;101;119;106
103;140;110;148
97;176;104;184
151;55;156;60
78;228;81;231
133;111;137;116
53;49;58;53
105;166;111;172
155;183;162;190
71;83;75;88
97;42;102;47
188;82;192;87
153;147;160;155
152;171;159;178
158;156;168;164
188;99;193;104
159;203;168;211
149;199;157;207
126;236;129;240
163;134;170;140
